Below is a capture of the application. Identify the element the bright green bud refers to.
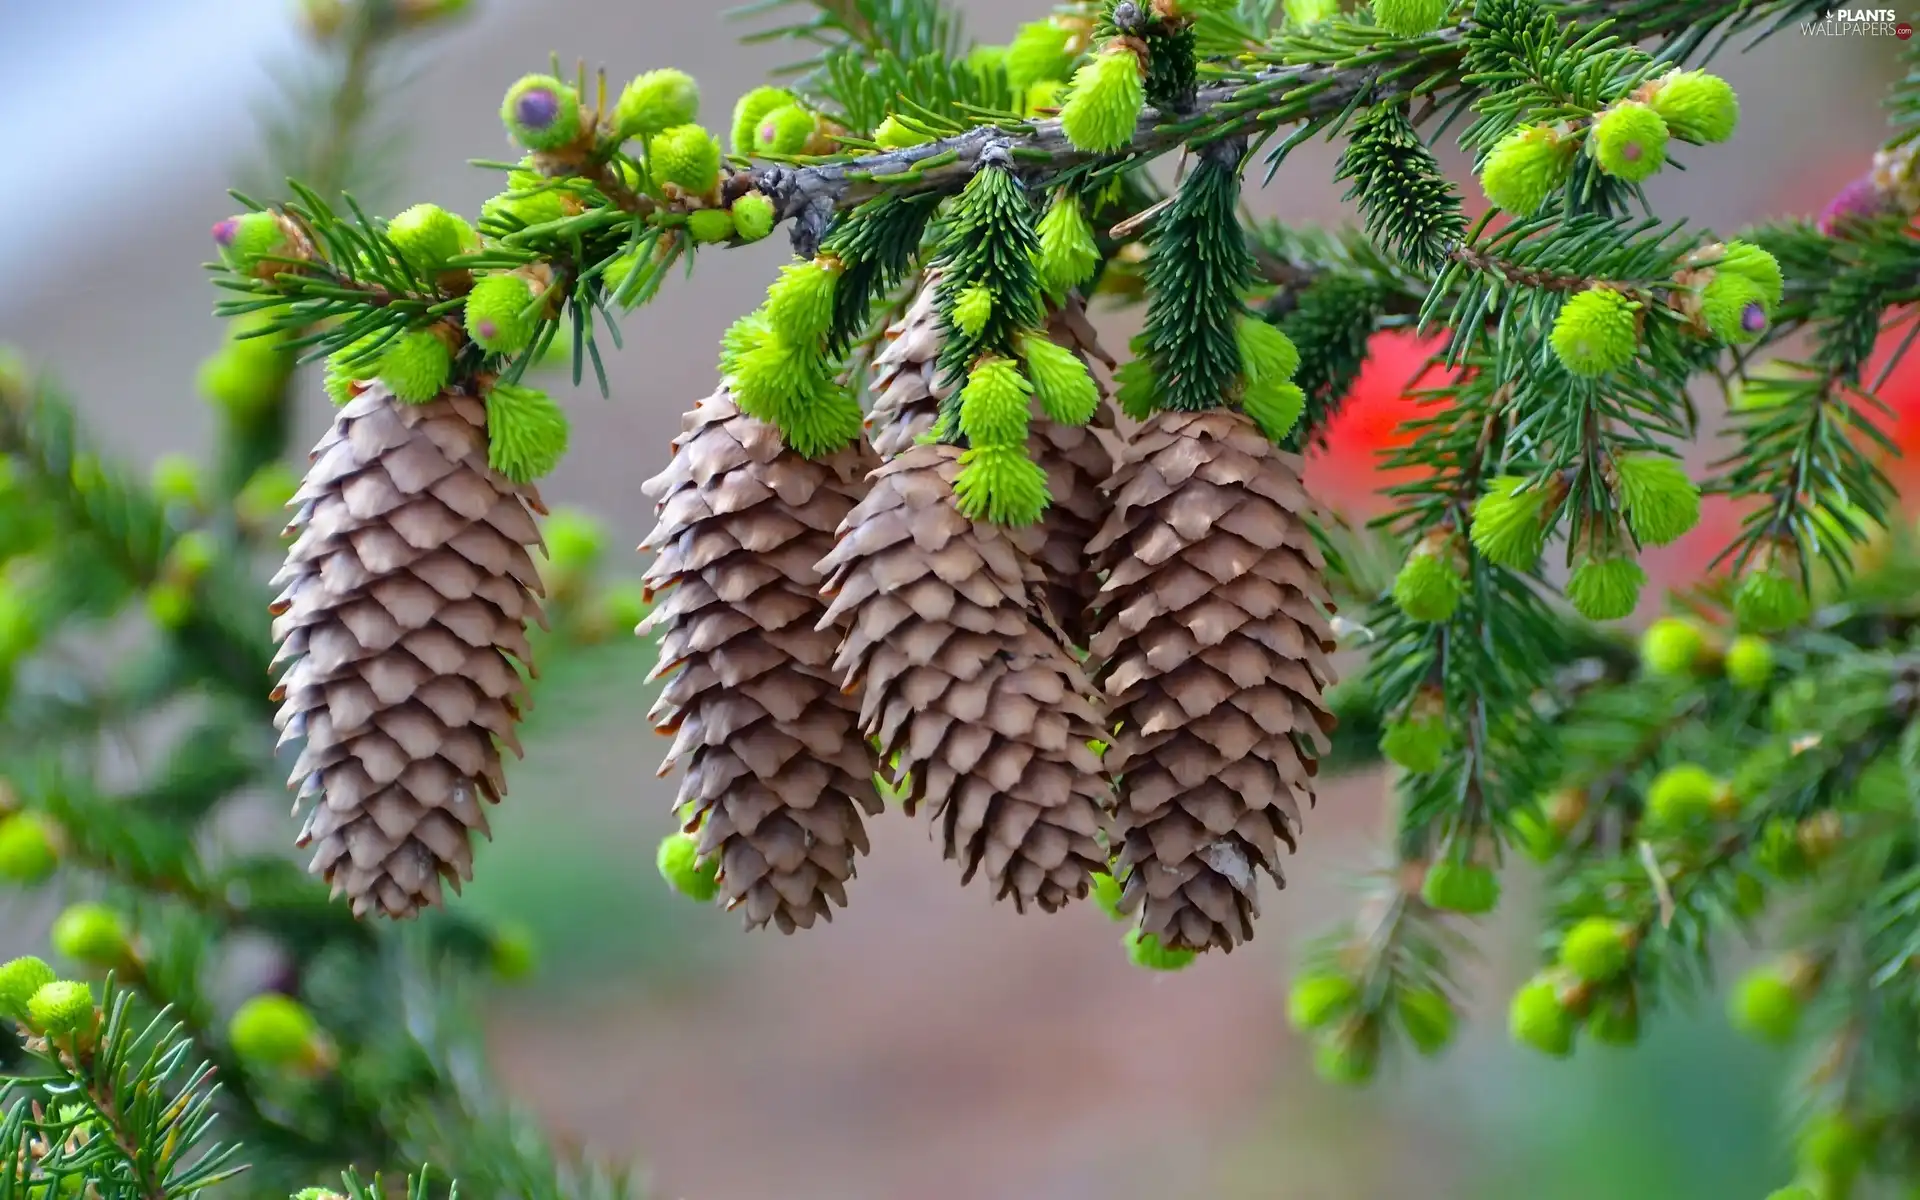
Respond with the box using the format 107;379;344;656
599;581;650;635
236;463;301;531
872;116;932;149
27;981;94;1037
1567;554;1645;622
1026;81;1067;116
1393;538;1464;623
1735;560;1808;633
489;921;538;983
0;958;56;1021
1639;616;1707;676
1725;634;1775;689
1018;333;1099;425
294;1191;349;1200
687;208;736;244
1480;125;1573;215
214;211;291;274
1373;0;1449;37
954;444;1051;525
484;383;569;484
1007;19;1079;91
1396;985;1456;1055
958;357;1034;447
1614;454;1701;546
1558;917;1634;982
966;44;1009;78
197;337;287;420
752;105;817;156
1287;971;1359;1032
1763;1187;1817;1200
1090;872;1126;920
540;508;604;574
464;272;542;355
1645;762;1724;828
482;186;569;230
146;583;193;630
1717;241;1783;309
1729;962;1804;1046
1123;929;1196;972
1702;270;1770;344
51;904;132;968
1238;318;1302;384
616;69;699;140
1509;974;1576;1057
1242;380;1307;444
1422;860;1500;914
651;124;724;194
731;86;797;155
229;994;326;1069
1284;0;1341;22
1060;47;1145;155
765;259;840;343
1798;1114;1867;1193
1550;287;1641;377
1650;69;1739;144
0;814;58;884
1591;102;1669;183
953;284;994;339
385;203;468;270
322;335;382;405
1586;989;1641;1046
376;328;454;404
1312;1023;1379;1085
501;74;581;151
656;831;720;902
1380;710;1452;775
1037;192;1101;299
731;192;777;243
1469;475;1552;569
150;455;204;509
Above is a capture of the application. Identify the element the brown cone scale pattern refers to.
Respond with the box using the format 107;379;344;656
640;387;883;933
1031;297;1121;649
817;444;1111;912
272;383;547;919
1088;409;1339;953
863;274;948;460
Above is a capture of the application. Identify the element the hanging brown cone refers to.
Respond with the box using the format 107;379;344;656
639;385;883;933
271;383;547;919
864;274;948;460
1088;408;1339;953
817;443;1111;911
1030;296;1121;649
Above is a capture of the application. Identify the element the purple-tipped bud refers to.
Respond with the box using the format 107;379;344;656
1741;302;1767;334
1620;142;1642;162
1817;173;1892;236
212;218;240;247
474;318;499;341
515;87;561;132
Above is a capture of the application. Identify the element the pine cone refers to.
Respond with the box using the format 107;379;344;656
1031;297;1121;649
1088;409;1339;953
817;443;1111;911
640;386;882;933
864;274;948;460
272;384;546;919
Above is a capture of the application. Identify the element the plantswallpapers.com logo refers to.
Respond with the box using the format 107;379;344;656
1801;7;1914;36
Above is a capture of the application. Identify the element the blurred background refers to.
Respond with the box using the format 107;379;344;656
0;2;1909;1197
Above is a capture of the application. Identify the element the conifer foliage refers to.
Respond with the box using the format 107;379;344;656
8;0;1920;1193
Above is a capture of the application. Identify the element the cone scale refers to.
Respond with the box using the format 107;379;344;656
639;387;883;932
272;383;546;919
816;444;1112;911
1089;409;1339;953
